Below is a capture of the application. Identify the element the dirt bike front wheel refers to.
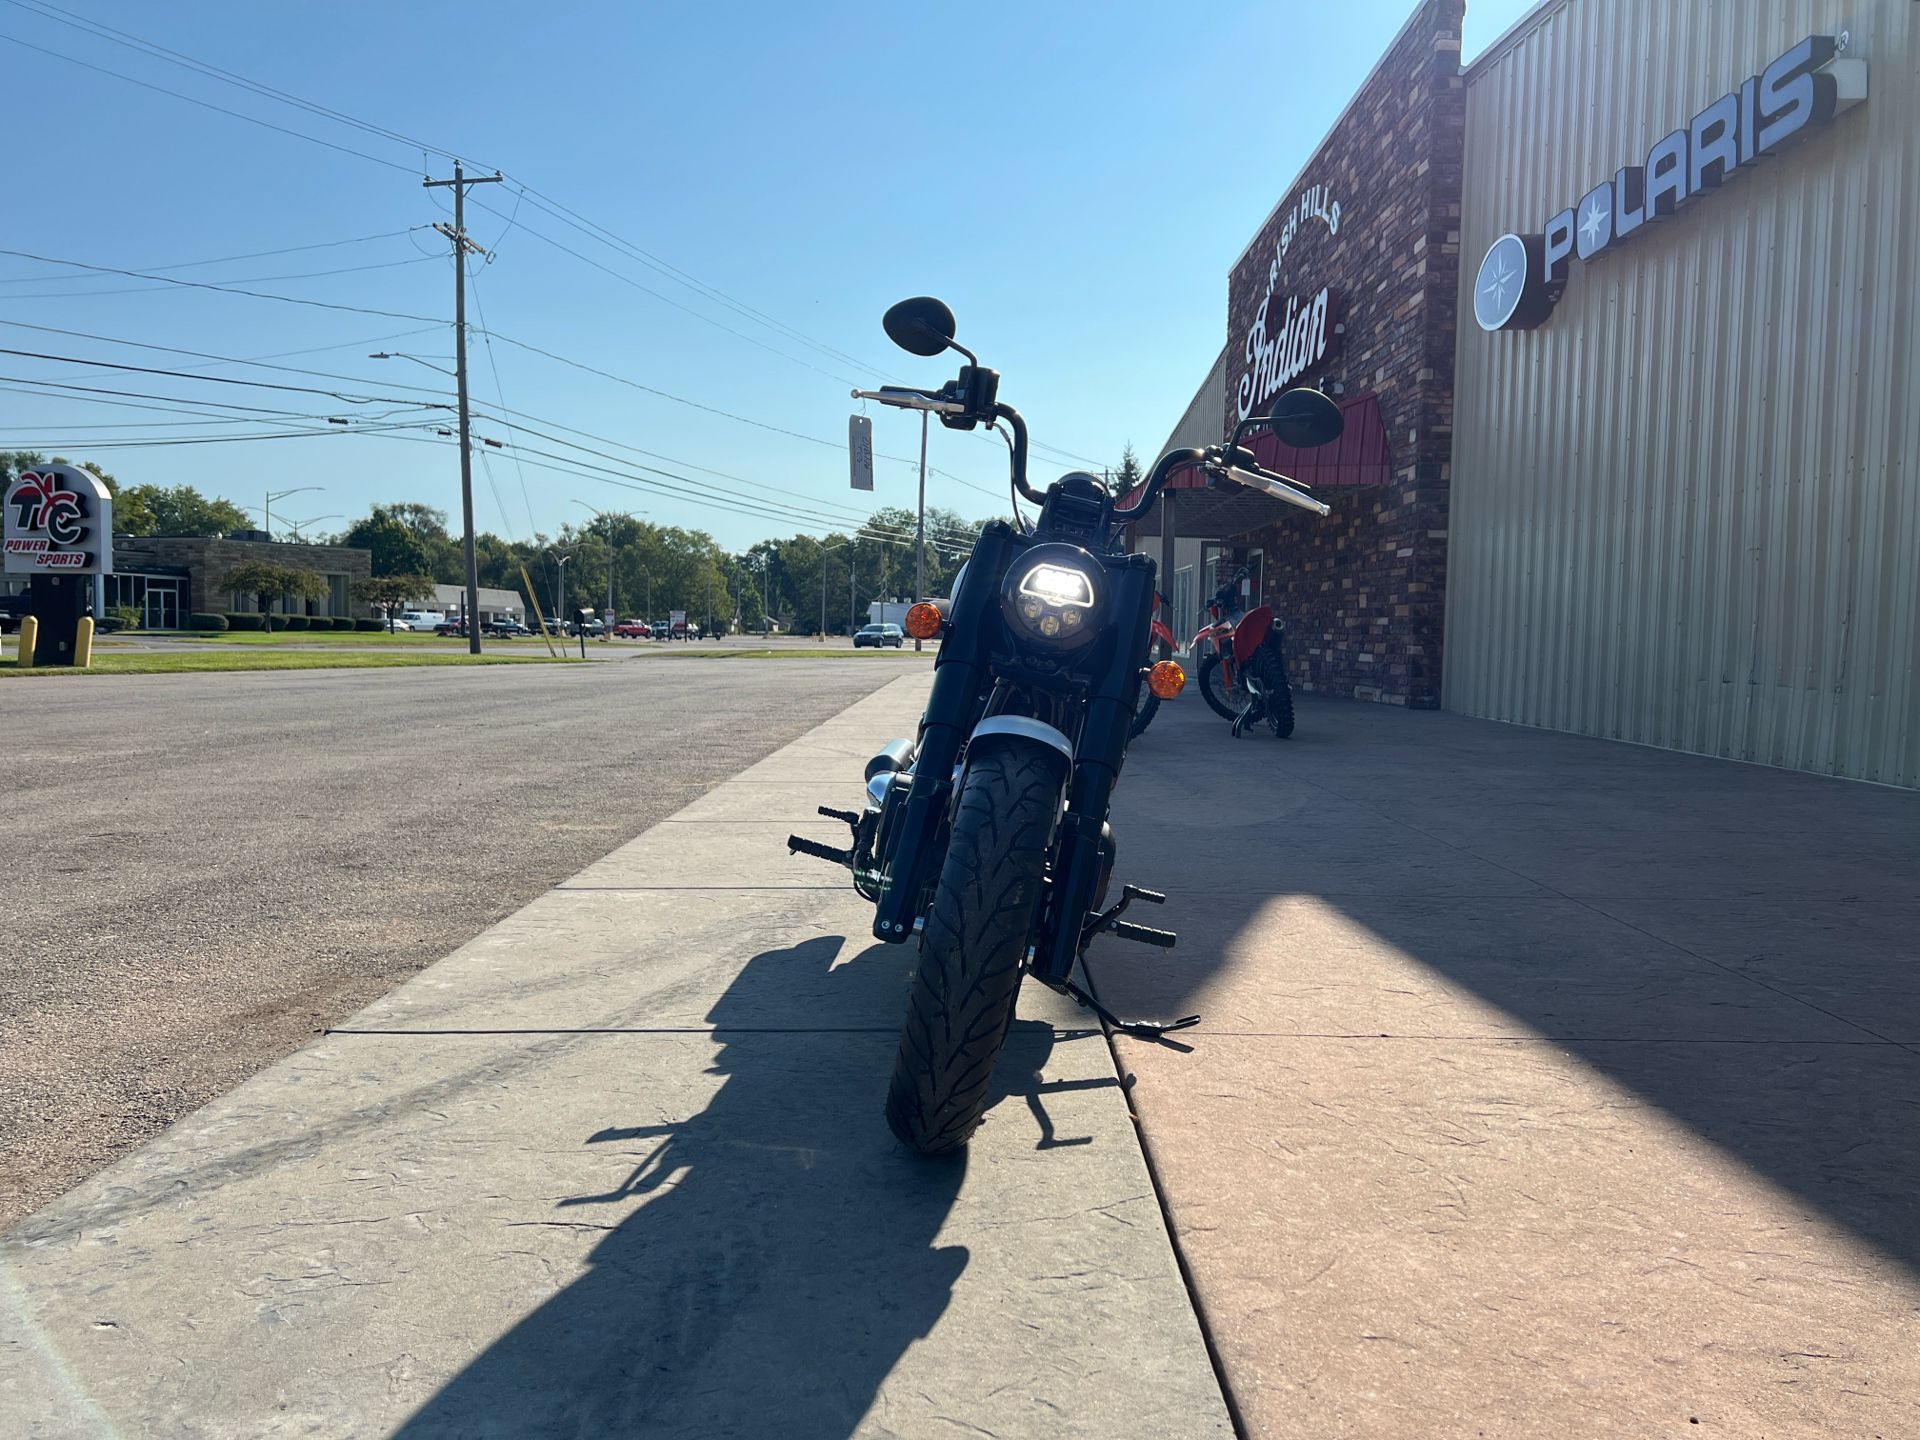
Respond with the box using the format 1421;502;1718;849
1198;650;1261;724
884;741;1063;1156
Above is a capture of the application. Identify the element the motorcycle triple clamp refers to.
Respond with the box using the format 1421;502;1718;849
1034;972;1200;1042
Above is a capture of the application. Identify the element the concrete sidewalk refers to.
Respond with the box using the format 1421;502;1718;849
1089;691;1920;1439
2;675;1230;1438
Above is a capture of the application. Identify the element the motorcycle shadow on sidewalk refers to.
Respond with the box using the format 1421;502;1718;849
395;934;1078;1439
1098;690;1920;1280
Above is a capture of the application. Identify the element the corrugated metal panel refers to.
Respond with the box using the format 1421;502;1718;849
1162;346;1230;453
1447;0;1920;785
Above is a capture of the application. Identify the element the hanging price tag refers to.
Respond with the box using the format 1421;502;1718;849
848;414;874;491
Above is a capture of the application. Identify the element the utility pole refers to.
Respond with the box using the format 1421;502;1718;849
423;162;502;656
914;410;928;651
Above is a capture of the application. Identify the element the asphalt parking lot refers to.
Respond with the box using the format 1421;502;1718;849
0;659;910;1228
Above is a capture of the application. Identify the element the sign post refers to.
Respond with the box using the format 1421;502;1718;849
4;463;112;666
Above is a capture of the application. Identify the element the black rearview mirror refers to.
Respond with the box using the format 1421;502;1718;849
882;296;958;358
1266;387;1344;449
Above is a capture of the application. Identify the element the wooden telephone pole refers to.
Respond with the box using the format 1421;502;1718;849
423;163;502;655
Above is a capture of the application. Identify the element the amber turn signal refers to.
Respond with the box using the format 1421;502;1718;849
1148;660;1186;699
904;601;944;640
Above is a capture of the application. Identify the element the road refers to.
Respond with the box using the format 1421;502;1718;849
0;657;917;1228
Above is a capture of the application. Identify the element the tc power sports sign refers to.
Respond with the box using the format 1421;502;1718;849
3;463;113;575
1475;34;1867;332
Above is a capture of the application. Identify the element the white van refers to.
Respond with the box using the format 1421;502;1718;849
397;610;447;632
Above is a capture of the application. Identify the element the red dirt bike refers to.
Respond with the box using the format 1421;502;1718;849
1194;584;1294;739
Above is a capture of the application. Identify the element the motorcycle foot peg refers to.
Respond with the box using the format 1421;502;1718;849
787;834;853;867
818;806;861;827
1109;919;1177;950
1122;885;1166;906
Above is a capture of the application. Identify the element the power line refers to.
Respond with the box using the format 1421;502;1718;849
0;248;446;323
0;1;897;382
0;345;452;407
0;25;417;173
463;196;868;389
0;254;439;294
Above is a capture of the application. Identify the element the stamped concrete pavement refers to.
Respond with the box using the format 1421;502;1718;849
1;674;1231;1439
1088;690;1920;1439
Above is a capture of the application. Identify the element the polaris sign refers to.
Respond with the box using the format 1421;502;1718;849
1475;35;1867;332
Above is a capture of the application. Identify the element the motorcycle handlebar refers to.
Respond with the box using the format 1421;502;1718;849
1110;445;1209;523
851;386;966;416
1224;465;1331;517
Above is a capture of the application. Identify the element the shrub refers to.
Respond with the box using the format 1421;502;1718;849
225;613;265;631
354;618;382;631
283;615;310;631
96;615;127;633
329;616;354;631
188;613;229;631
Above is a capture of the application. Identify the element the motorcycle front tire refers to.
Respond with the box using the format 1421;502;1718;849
885;742;1063;1156
1198;650;1262;724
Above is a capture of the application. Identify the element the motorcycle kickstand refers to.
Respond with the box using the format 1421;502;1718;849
1034;972;1200;1042
1032;885;1200;1041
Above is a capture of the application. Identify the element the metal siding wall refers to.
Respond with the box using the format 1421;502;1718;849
1449;0;1920;784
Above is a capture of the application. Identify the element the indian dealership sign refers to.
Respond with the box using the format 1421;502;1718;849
1237;287;1341;421
1475;35;1867;332
4;463;113;574
1237;182;1346;420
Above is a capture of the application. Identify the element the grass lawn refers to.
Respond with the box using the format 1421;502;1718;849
3;651;562;677
645;648;935;659
152;629;552;646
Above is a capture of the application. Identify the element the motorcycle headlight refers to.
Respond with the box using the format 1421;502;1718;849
1000;545;1104;650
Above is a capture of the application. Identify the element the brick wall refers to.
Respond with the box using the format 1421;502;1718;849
113;536;372;617
1220;0;1464;707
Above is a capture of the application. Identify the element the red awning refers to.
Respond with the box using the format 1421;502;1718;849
1249;390;1391;488
1122;390;1391;510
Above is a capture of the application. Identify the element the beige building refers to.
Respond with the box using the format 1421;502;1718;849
109;532;372;627
1447;0;1918;786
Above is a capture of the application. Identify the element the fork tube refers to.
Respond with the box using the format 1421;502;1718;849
1036;557;1156;979
871;523;1015;942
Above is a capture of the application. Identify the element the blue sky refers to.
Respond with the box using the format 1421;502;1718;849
3;0;1536;549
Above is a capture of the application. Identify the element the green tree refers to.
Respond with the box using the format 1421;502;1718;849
224;560;330;619
0;451;47;485
340;507;434;576
1112;444;1143;499
350;573;438;631
116;484;249;537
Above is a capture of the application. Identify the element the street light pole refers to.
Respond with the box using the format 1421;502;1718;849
552;551;572;633
263;486;321;541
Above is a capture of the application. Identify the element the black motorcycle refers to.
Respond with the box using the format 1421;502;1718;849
790;296;1341;1155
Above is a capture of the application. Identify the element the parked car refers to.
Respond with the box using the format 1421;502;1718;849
650;620;671;639
612;620;649;638
854;623;905;648
434;619;468;637
487;620;533;637
400;610;448;632
383;616;415;631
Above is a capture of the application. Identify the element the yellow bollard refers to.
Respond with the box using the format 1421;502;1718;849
74;616;94;668
16;615;37;668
